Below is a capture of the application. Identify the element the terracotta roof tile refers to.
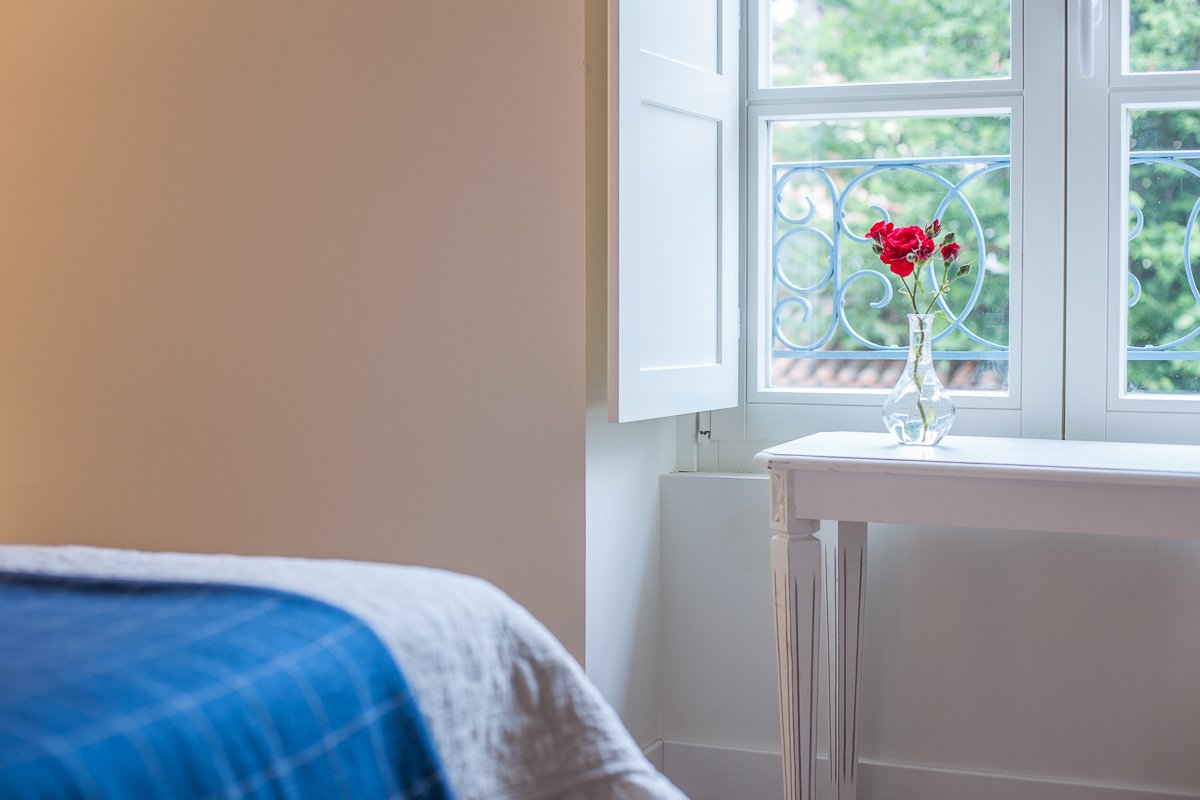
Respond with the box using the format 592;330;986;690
772;357;1005;392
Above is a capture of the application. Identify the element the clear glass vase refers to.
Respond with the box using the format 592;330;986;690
882;314;955;446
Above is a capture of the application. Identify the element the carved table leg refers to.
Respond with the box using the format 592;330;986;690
769;471;822;800
823;520;867;800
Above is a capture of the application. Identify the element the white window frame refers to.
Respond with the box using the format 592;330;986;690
1066;0;1200;444
709;0;1065;446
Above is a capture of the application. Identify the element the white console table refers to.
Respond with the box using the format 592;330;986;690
754;431;1200;800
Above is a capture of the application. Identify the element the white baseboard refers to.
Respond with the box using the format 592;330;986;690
658;741;1200;800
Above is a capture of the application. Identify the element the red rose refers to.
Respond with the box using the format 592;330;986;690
940;242;961;261
867;220;894;242
926;218;941;236
879;225;934;277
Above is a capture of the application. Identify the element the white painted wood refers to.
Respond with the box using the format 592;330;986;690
767;469;1200;540
1064;0;1111;441
641;0;719;75
662;473;1200;792
771;531;822;800
759;431;1200;800
770;470;823;800
1066;0;1200;442
1020;0;1068;439
637;106;720;371
758;430;1200;489
608;0;739;422
822;521;867;800
659;741;1200;800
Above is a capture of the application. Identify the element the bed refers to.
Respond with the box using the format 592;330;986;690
0;545;686;800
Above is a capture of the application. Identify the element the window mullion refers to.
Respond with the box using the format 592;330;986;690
1018;0;1067;438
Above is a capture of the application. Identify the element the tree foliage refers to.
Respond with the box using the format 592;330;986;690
770;0;1200;393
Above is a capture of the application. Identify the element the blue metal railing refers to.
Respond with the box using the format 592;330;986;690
772;150;1200;363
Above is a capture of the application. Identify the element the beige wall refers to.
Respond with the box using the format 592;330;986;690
0;2;586;656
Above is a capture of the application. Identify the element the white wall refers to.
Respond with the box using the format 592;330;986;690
0;1;587;657
583;0;674;746
662;473;1200;794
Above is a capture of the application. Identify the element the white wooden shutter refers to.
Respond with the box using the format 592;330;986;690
607;0;740;423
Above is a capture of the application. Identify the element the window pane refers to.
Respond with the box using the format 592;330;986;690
769;0;1011;87
1124;107;1200;395
1128;0;1200;74
768;114;1011;392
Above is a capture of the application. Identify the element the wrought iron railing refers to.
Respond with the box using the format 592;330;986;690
771;150;1200;363
1126;150;1200;360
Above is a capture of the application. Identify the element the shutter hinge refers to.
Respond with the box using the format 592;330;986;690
697;411;713;444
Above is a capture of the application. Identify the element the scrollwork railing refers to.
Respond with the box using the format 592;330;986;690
1126;149;1200;361
772;154;1009;363
772;150;1200;365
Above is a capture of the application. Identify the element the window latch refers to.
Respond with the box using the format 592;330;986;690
1078;0;1102;78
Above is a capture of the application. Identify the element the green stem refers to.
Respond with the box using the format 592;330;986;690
920;264;970;316
912;322;930;436
900;256;972;442
900;275;918;316
923;288;945;316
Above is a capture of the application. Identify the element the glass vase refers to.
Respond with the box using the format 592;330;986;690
882;313;955;446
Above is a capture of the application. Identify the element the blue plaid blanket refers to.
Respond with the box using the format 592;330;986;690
0;571;456;800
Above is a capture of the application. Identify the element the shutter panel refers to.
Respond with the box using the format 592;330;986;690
607;0;740;423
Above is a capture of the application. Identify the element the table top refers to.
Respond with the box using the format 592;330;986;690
754;431;1200;488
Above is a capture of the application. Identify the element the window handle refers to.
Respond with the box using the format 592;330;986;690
1079;0;1103;78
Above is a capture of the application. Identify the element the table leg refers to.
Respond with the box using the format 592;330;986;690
771;527;822;800
824;520;867;800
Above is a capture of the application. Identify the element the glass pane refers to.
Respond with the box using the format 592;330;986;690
769;0;1011;87
768;113;1011;392
1124;107;1200;395
1128;0;1200;74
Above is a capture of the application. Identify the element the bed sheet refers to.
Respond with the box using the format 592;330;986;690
0;545;687;800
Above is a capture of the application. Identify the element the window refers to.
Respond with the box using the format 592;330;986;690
727;0;1063;443
1065;0;1200;442
608;0;1200;447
